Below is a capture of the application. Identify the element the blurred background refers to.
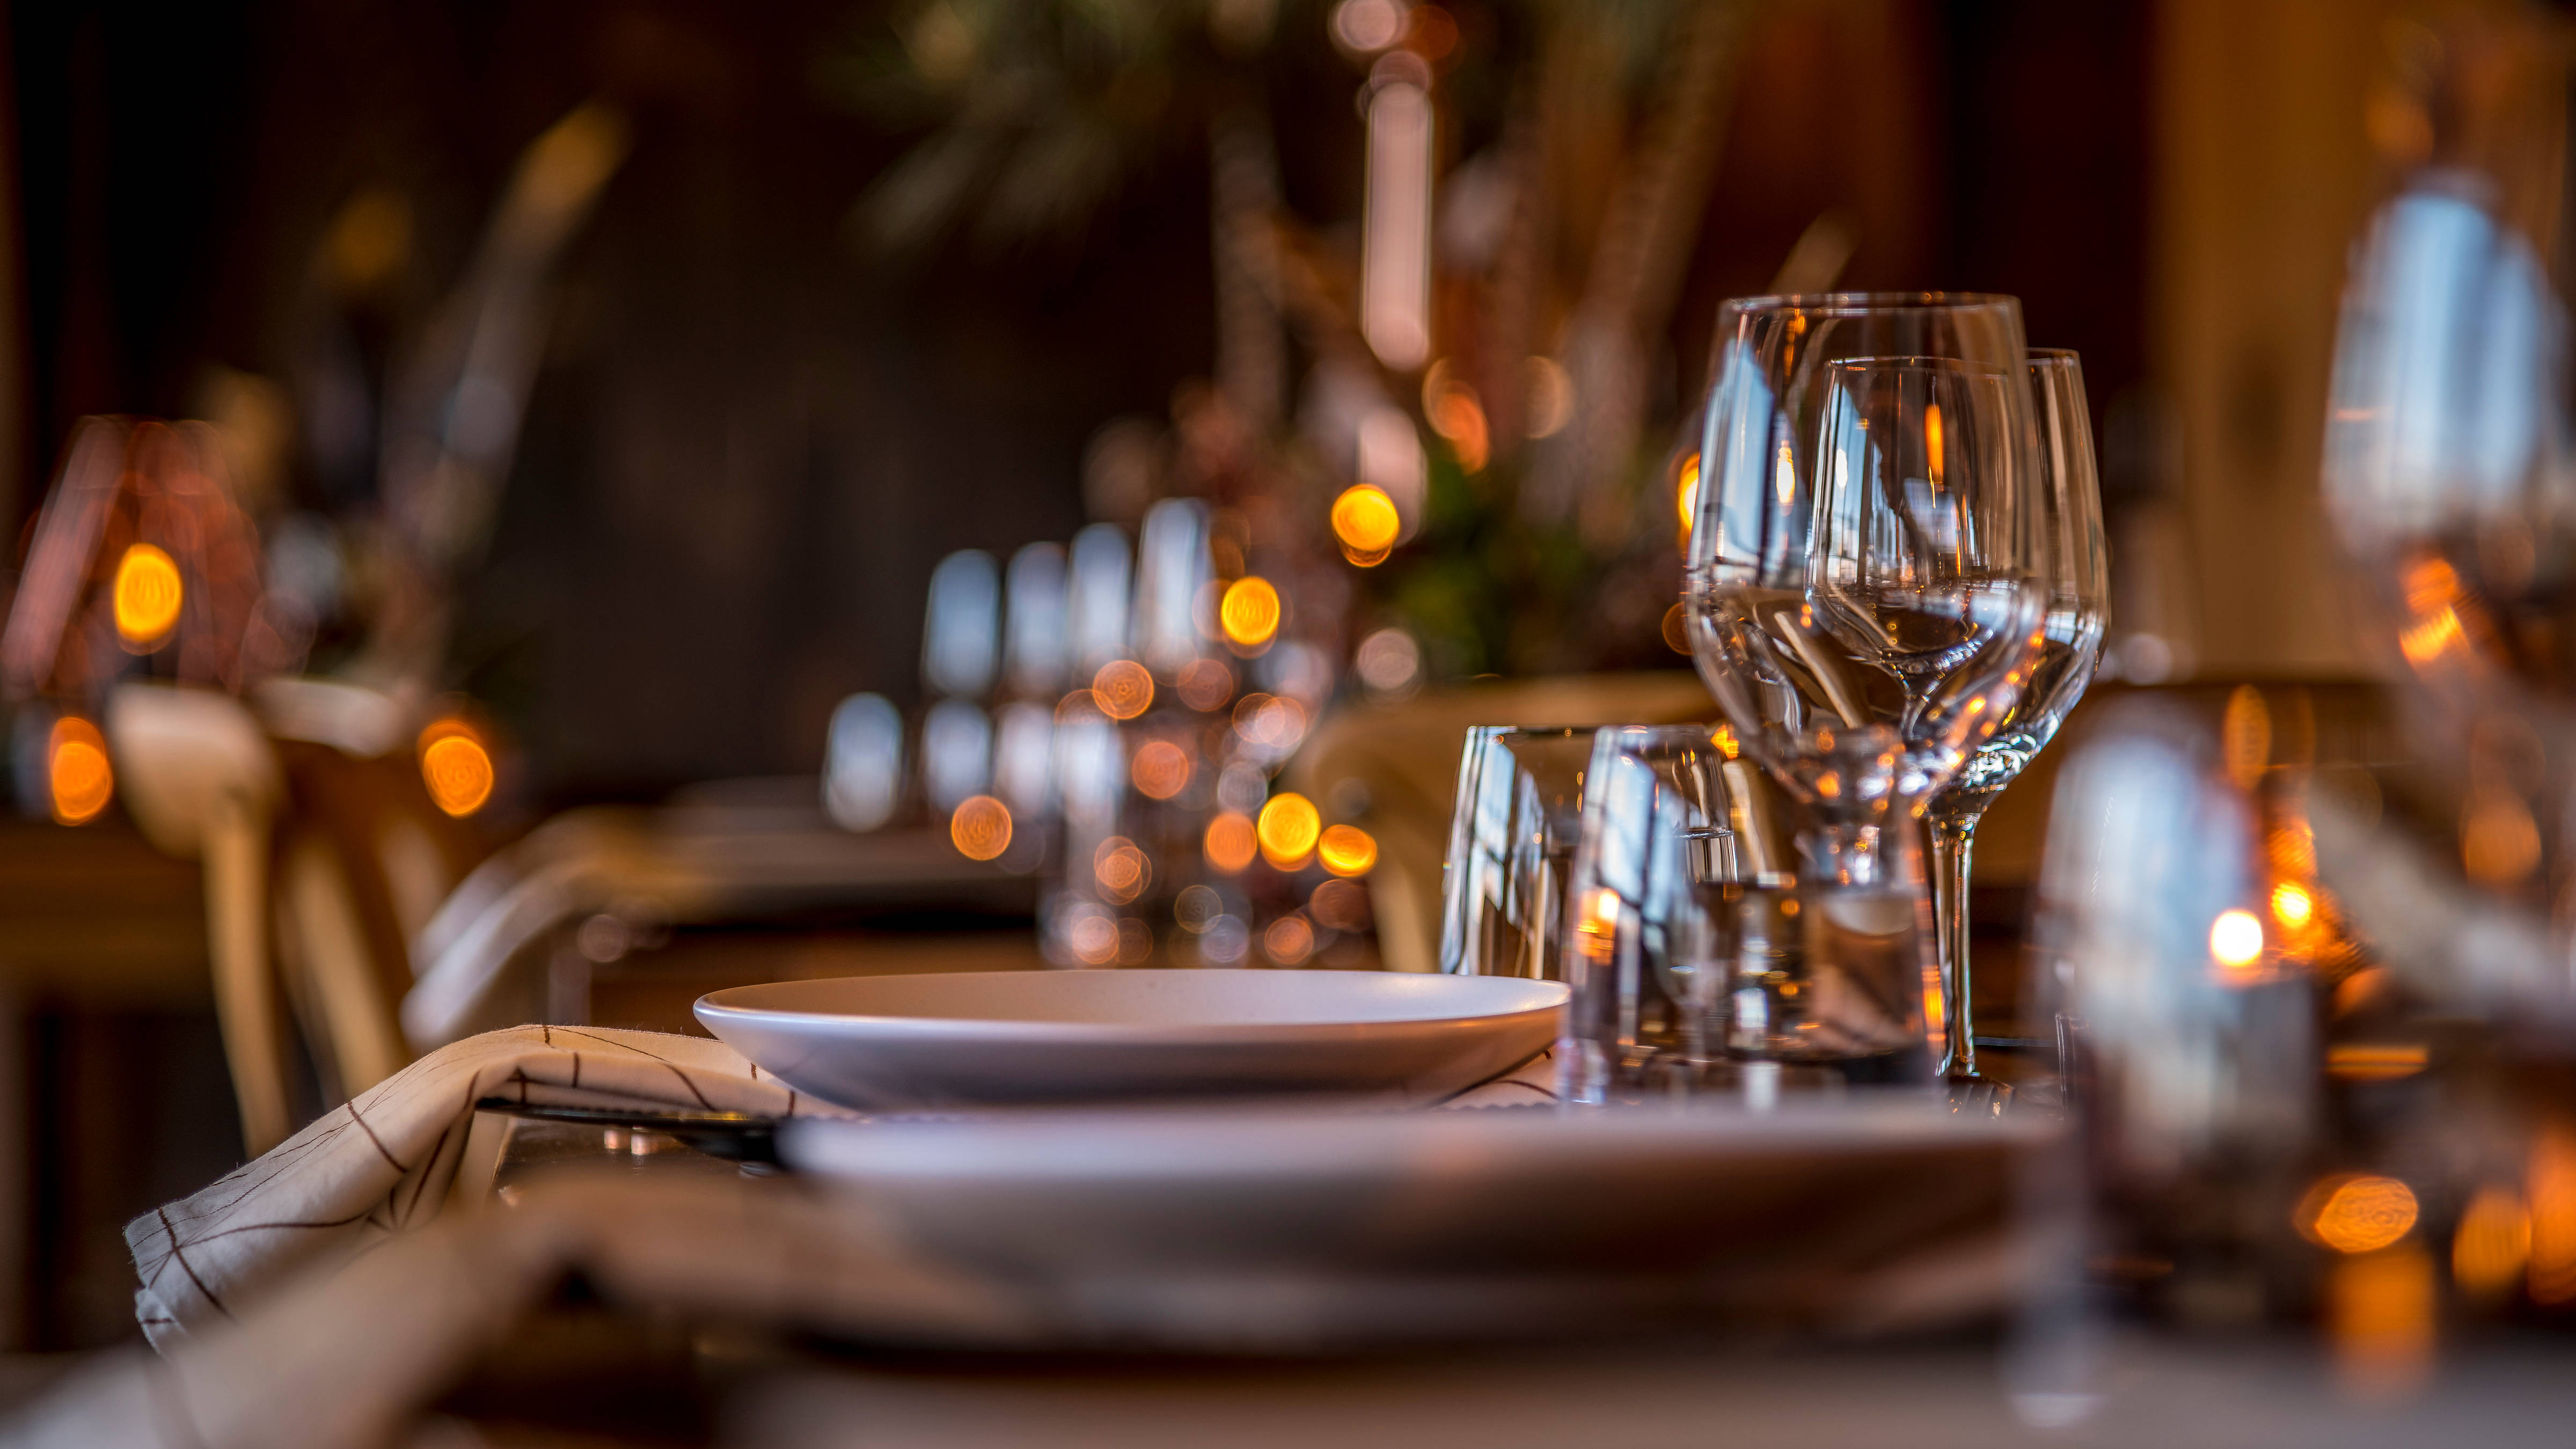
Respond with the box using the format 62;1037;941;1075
0;0;2479;1350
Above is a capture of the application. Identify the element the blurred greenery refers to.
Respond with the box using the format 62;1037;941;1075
823;0;1712;683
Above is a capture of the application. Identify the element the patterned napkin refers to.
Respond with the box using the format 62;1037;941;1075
129;1024;1557;1346
126;1024;852;1348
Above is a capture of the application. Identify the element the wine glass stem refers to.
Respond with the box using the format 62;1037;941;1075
1929;811;1982;1079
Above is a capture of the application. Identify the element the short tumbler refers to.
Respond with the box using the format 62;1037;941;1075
1562;725;1943;1103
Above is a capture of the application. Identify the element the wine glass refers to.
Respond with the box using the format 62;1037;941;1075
1683;294;2049;1084
1923;349;2109;1083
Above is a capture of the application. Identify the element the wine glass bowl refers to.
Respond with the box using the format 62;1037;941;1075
1808;356;2052;793
1684;295;2050;846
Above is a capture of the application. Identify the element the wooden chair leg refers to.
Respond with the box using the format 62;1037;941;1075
204;797;291;1157
280;834;412;1099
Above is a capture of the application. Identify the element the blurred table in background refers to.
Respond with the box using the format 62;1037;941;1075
0;816;240;1352
587;928;1045;1039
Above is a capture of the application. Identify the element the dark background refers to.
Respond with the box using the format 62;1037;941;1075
5;0;2150;801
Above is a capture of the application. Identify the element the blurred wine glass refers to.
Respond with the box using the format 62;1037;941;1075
1923;350;2109;1083
1683;294;2048;1082
2319;172;2576;1019
1439;726;1596;980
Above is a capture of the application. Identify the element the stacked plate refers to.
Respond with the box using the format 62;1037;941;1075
692;969;2040;1349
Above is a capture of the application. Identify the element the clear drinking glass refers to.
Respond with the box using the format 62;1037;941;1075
1923;350;2109;1081
1683;295;2050;1085
1438;726;1595;979
1561;724;1941;1104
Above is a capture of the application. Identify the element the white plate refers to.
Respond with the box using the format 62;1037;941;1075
693;969;1566;1110
780;1099;2043;1348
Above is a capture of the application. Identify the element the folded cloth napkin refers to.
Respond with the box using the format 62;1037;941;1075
126;1024;853;1349
56;1170;1037;1449
128;1025;1557;1348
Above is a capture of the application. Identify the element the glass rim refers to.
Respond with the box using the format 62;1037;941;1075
1716;290;2021;318
2028;346;2081;365
1819;354;2017;374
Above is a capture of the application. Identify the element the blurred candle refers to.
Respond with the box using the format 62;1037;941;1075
113;543;184;648
47;715;113;825
1362;77;1432;370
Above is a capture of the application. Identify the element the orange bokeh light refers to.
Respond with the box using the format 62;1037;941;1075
1093;660;1155;720
1219;576;1282;652
2529;1125;2576;1305
2299;1174;2420;1254
1205;811;1258;873
1660;602;1689;654
1672;451;1701;543
1428;385;1490;473
2462;794;2542;884
1175;657;1235;712
1067;912;1119;965
1131;740;1192;800
1256;792;1321;868
949;795;1013;861
1264;914;1316;964
1316;823;1378;877
418;721;495;817
1331;485;1402;564
2328;1242;2435;1399
1575;885;1619;964
48;716;113;826
113;543;184;647
1094;836;1152;903
2453;1184;2531;1298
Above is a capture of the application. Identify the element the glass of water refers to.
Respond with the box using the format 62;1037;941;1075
1561;724;1942;1104
1438;727;1596;979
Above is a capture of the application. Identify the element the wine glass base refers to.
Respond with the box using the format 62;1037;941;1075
1944;1077;2014;1117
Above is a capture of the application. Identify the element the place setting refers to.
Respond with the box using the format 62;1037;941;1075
19;7;2576;1445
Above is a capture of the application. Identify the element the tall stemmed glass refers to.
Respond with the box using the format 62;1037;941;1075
1924;350;2108;1082
1684;294;2050;1080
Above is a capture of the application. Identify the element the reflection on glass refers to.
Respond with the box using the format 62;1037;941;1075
1055;708;1124;835
921;550;1000;700
1439;726;1594;980
1002;542;1071;698
823;692;904;831
2326;185;2556;557
1133;500;1211;675
1067;523;1133;677
919;698;993;814
990;700;1055;819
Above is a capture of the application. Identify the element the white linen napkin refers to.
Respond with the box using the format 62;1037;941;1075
127;1024;1557;1348
124;1024;853;1349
